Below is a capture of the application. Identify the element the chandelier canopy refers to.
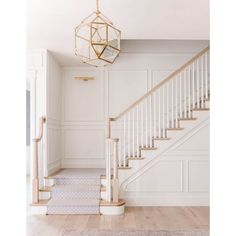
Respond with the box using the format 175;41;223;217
74;0;121;67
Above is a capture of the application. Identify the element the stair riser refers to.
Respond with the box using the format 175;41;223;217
39;192;50;200
55;178;100;185
51;191;100;199
44;179;55;186
47;206;100;215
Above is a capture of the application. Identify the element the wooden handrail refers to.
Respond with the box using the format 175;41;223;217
33;116;46;142
112;46;209;121
32;116;46;204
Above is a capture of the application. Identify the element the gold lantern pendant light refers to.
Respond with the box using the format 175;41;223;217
74;0;121;67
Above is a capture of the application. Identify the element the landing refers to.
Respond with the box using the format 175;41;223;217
50;168;106;179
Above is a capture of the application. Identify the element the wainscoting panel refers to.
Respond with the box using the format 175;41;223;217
188;160;209;193
108;70;148;117
126;160;183;192
151;70;174;87
47;127;61;165
64;129;105;159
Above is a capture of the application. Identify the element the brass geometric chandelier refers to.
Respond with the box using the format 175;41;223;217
74;0;121;67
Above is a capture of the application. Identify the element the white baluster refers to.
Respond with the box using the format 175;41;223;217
205;53;208;100
162;86;165;137
188;67;191;117
196;59;200;108
127;112;130;158
192;62;195;109
136;106;140;157
201;56;204;108
158;91;161;138
141;102;144;148
175;76;178;128
132;109;135;157
145;98;148;147
179;73;182;118
149;95;152;147
167;83;169;128
184;69;187;118
123;115;126;167
119;120;122;167
106;140;111;202
154;92;157;138
171;79;174;127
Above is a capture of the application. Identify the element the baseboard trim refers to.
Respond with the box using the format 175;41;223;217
123;194;209;206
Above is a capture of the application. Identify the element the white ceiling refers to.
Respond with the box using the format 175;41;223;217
27;0;209;66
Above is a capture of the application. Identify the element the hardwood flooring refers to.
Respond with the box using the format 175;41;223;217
26;176;209;235
27;206;209;236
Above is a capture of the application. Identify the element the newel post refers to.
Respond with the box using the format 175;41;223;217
112;138;119;203
32;139;39;203
32;116;46;204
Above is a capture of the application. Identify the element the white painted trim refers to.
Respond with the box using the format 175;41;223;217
124;194;209;206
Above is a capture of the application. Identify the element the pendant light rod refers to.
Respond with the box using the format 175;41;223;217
96;0;100;13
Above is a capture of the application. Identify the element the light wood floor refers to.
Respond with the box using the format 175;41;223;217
26;177;209;236
27;206;209;236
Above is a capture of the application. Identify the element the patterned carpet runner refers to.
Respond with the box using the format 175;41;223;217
47;168;105;214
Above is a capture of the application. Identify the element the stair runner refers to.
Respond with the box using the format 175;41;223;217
47;168;105;214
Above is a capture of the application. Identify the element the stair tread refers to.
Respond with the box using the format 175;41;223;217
39;186;53;192
127;157;144;160
45;168;106;179
31;199;50;206
179;118;197;121
140;147;157;150
118;166;131;169
153;137;171;140
166;127;184;130
192;108;210;111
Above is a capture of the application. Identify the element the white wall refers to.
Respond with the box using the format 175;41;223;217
46;52;62;175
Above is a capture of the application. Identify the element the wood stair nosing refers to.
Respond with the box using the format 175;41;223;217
39;186;54;192
178;117;197;121
30;199;50;206
140;147;158;151
153;137;171;141
166;127;184;131
127;157;145;160
118;166;132;170
192;108;210;111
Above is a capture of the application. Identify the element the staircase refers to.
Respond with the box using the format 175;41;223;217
31;46;210;215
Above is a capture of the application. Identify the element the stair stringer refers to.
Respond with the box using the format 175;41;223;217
119;112;209;194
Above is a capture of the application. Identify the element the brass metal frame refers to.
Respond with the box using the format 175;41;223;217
74;0;121;67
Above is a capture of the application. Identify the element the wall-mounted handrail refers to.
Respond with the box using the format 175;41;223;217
32;116;46;204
